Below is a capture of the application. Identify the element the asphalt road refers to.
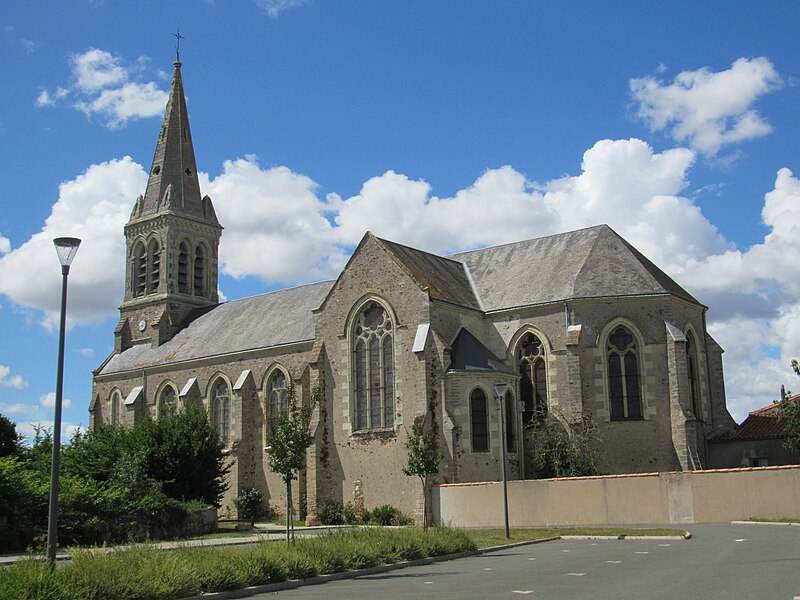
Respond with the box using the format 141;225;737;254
254;524;800;600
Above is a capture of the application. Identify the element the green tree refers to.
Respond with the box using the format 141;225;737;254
402;413;441;530
0;414;24;457
780;359;800;455
131;405;230;505
266;376;321;543
526;413;601;479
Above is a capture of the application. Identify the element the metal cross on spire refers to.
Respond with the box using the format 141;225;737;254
173;29;185;62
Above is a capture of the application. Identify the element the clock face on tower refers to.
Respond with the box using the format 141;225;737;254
138;319;147;332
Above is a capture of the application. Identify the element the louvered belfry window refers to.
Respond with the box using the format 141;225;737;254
178;242;190;294
353;302;394;431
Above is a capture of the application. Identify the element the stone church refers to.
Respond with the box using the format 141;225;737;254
90;61;737;521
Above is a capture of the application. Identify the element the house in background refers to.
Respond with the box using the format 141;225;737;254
708;394;800;468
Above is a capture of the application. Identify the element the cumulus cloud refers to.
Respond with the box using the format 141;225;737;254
0;403;34;416
202;157;347;283
0;234;9;255
255;0;309;18
40;392;72;410
0;157;146;328
37;48;168;129
76;347;95;358
0;365;28;389
15;421;83;445
631;57;782;155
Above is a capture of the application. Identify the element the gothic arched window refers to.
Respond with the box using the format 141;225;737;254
178;241;190;294
607;325;643;420
470;388;489;452
194;244;205;297
159;384;177;414
267;369;288;440
517;332;548;423
352;301;394;431
133;242;146;297
686;331;701;419
212;378;231;444
147;239;160;294
505;389;516;453
110;390;121;425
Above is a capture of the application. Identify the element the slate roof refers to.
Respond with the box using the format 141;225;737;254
449;224;698;312
98;280;334;375
378;237;481;310
446;328;506;372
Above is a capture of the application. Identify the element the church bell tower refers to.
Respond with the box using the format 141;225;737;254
116;60;222;352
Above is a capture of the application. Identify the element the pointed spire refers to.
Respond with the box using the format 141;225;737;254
137;61;214;222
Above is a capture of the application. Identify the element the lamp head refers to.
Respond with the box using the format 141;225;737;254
493;383;507;400
53;237;81;267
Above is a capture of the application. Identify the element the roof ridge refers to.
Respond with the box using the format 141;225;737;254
219;279;335;305
447;224;609;258
375;235;466;266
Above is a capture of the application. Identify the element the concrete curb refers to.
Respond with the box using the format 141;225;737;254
730;520;800;527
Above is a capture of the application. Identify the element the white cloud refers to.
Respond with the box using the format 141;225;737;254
202;157;346;283
0;234;9;255
20;38;35;53
76;81;168;129
631;57;782;155
0;403;34;415
35;89;54;107
38;48;168;129
72;48;126;92
0;156;146;328
76;347;95;358
255;0;309;18
40;392;72;410
0;364;28;389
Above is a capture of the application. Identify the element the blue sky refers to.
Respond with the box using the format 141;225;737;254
1;0;799;441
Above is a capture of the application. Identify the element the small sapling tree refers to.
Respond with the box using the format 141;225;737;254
403;412;441;530
780;359;800;455
266;376;322;543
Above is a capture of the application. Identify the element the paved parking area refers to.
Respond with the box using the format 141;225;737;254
257;524;800;600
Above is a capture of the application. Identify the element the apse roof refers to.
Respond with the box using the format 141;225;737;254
449;224;698;312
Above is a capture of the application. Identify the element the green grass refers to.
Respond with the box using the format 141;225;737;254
0;527;476;600
747;517;799;523
463;527;687;548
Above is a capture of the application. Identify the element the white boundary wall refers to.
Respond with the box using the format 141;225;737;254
432;465;800;527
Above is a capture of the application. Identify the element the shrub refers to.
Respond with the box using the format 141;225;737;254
235;487;266;524
317;499;343;525
370;504;409;526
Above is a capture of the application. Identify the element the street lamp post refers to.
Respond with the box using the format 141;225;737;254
47;237;81;566
493;383;510;539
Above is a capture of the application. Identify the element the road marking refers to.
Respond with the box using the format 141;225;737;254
567;572;586;576
424;581;434;585
483;567;493;571
590;543;598;546
735;539;747;542
512;591;534;595
658;544;671;547
635;551;649;554
528;557;536;561
562;549;570;553
606;560;622;564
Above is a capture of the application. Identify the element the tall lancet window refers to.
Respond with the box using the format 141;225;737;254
178;242;190;294
194;245;205;297
517;332;548;423
133;242;146;297
267;369;288;441
686;331;701;419
353;301;394;431
147;239;160;294
212;378;231;444
607;325;642;420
